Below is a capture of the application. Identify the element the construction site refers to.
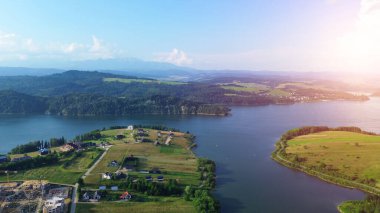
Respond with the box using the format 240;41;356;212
0;181;72;213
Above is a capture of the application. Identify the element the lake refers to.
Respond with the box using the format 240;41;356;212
2;98;380;212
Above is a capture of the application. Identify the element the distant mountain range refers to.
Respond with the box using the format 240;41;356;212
0;58;378;91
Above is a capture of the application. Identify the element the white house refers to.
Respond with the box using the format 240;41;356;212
102;172;112;180
43;197;64;213
127;125;134;130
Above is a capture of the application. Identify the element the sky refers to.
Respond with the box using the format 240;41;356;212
0;0;378;73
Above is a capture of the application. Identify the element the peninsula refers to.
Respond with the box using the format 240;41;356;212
0;125;219;213
272;126;380;212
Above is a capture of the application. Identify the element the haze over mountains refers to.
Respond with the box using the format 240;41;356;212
0;58;378;86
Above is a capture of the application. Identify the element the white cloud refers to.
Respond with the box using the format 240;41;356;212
0;32;122;62
154;48;192;66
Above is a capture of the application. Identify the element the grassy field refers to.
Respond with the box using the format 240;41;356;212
103;77;187;85
219;82;270;93
76;198;196;213
286;131;380;187
276;82;329;91
0;149;102;184
80;128;201;213
219;82;291;98
84;128;199;186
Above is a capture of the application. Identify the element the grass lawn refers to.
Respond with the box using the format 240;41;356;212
286;131;380;187
76;198;196;213
0;149;102;185
220;82;270;93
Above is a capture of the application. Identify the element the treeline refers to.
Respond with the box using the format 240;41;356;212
133;125;181;132
340;195;380;213
184;186;220;213
10;137;66;154
47;93;229;116
0;90;230;116
280;126;376;141
198;158;216;188
0;154;59;170
74;130;102;141
178;158;220;213
97;177;183;196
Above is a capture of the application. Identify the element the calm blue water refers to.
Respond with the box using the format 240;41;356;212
1;98;380;212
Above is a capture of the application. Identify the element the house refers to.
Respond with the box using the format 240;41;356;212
157;131;162;138
124;165;135;171
137;128;145;136
39;148;49;155
82;192;90;201
149;168;161;174
114;171;127;179
81;142;96;148
43;197;65;213
59;144;73;152
82;191;101;202
93;191;101;200
115;134;125;140
0;155;8;163
102;172;112;180
145;176;153;181
157;176;164;182
127;125;134;130
119;191;132;200
65;142;80;150
109;160;119;167
11;155;32;162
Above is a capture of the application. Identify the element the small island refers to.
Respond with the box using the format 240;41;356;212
272;126;380;212
0;125;219;213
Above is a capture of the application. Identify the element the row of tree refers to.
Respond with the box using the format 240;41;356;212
280;126;376;141
10;137;66;154
0;153;59;170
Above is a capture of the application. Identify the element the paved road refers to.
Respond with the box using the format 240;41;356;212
70;146;111;213
83;146;111;178
70;183;79;213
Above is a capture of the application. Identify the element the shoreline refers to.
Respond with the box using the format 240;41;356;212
271;127;380;212
272;142;380;196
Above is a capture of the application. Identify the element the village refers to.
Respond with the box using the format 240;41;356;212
0;125;189;213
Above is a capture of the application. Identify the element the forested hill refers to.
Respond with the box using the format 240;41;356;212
0;70;368;116
0;91;229;116
0;90;47;114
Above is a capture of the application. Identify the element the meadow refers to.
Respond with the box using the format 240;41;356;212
0;148;102;184
286;131;380;187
